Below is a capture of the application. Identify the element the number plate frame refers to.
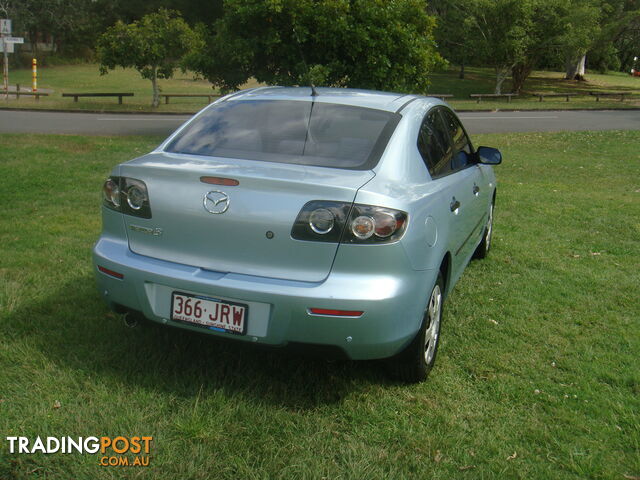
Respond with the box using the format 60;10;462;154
171;291;248;335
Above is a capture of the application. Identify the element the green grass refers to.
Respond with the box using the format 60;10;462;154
0;131;639;479
1;63;639;113
429;67;640;111
1;64;260;113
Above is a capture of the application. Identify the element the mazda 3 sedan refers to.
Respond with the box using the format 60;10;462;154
93;87;501;382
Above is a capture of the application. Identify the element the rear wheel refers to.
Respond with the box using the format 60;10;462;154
395;273;444;383
474;199;494;259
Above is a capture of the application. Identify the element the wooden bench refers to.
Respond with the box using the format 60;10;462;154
3;90;49;100
160;93;221;104
532;92;577;102
62;92;134;104
589;92;630;102
469;93;518;103
427;94;454;100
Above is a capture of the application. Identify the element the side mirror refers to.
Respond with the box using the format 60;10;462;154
476;146;502;165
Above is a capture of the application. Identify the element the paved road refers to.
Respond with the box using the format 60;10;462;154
0;110;191;136
458;109;640;134
0;109;638;136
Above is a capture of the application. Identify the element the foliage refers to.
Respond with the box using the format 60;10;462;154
437;0;536;93
0;0;94;54
0;0;221;61
186;0;444;93
95;9;203;107
433;0;607;92
591;0;640;73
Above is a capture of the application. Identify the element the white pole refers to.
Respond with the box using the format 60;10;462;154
2;34;8;100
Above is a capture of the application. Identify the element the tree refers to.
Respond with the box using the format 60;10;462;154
469;0;536;93
433;0;610;92
96;9;202;107
590;0;640;73
554;0;601;80
186;0;444;94
428;0;472;79
431;0;536;94
1;0;93;55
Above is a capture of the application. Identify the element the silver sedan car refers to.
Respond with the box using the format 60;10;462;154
93;87;501;382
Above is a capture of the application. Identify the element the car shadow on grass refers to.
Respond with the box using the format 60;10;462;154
2;274;398;410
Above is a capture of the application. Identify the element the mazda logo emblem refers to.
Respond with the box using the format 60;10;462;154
203;190;230;214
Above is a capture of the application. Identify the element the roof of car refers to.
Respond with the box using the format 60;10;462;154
221;86;423;113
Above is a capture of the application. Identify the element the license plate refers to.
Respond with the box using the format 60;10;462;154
171;292;248;335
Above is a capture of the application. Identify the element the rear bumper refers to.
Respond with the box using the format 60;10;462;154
92;236;437;360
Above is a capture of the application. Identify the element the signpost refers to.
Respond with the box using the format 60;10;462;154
1;19;24;99
0;19;10;35
1;19;11;99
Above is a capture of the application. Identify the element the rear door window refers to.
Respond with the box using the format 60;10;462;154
417;108;453;178
164;100;400;170
439;109;473;171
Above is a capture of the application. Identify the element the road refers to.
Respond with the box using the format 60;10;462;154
458;109;640;134
0;109;639;136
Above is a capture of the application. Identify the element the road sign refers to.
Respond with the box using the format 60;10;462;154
0;19;11;35
4;37;23;44
0;43;14;53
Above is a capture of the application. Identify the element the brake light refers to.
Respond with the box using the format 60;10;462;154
200;176;239;186
102;176;152;218
291;201;407;244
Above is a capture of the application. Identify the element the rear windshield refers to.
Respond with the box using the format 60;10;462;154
164;99;400;170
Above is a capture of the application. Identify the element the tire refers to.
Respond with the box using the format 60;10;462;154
473;199;494;260
394;272;444;383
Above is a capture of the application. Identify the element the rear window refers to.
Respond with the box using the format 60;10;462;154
164;100;400;170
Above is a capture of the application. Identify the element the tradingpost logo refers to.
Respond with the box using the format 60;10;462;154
5;436;153;467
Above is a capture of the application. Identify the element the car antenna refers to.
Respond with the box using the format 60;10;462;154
292;27;318;97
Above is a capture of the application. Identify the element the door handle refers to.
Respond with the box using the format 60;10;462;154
473;184;480;195
450;198;460;212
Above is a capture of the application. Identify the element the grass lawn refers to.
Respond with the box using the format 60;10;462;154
430;67;640;111
1;63;639;113
1;64;260;113
0;131;639;479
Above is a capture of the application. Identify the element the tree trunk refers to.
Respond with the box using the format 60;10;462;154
151;66;159;108
565;54;586;80
494;66;510;94
459;56;465;79
576;55;586;79
511;63;532;94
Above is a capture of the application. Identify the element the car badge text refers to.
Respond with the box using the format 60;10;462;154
203;190;230;214
129;225;163;236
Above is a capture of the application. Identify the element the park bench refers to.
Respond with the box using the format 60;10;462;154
160;93;221;104
427;94;454;100
469;93;518;103
62;92;134;104
3;90;49;100
532;92;578;102
589;91;630;102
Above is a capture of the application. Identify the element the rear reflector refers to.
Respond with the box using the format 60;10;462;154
200;176;239;186
308;308;364;317
98;266;124;279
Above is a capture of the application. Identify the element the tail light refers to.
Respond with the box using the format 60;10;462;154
102;176;152;219
291;201;407;244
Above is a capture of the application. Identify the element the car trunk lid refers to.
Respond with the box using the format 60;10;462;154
119;152;374;282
